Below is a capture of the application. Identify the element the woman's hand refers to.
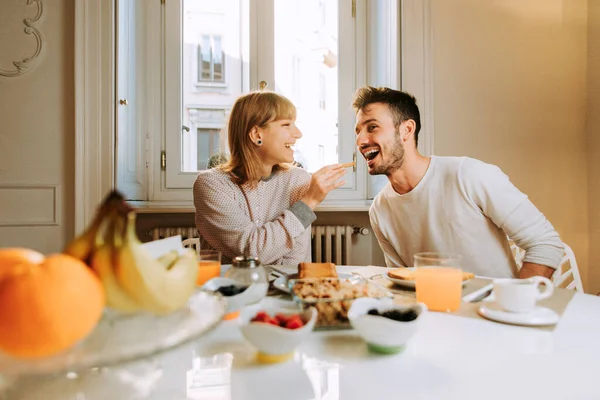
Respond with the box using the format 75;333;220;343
301;164;349;210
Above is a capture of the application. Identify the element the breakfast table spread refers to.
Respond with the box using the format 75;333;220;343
6;265;600;400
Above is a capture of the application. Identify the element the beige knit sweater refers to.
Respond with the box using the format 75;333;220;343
193;167;316;265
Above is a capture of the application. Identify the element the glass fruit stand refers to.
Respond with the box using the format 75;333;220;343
0;290;226;399
0;191;227;399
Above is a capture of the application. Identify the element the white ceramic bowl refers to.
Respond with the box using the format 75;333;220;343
202;277;266;314
239;306;317;363
348;298;427;354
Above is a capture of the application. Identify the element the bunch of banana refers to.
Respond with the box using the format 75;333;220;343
63;191;131;265
64;190;199;315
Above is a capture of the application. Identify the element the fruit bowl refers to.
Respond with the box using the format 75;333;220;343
239;306;317;363
348;298;427;354
0;289;226;380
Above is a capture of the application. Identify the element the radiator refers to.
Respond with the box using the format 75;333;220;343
148;225;368;265
311;225;354;265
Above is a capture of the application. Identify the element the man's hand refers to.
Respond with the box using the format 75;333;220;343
518;262;555;279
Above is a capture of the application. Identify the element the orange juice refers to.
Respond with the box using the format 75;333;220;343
415;267;462;312
196;260;221;286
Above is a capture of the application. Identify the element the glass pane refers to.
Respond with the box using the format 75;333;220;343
213;36;223;81
182;0;248;172
275;0;339;173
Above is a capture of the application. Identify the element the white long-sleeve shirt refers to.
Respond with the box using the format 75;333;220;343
193;167;315;265
369;156;563;278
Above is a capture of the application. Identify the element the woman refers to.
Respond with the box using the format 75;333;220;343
193;91;347;265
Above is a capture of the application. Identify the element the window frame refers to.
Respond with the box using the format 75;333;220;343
74;0;434;229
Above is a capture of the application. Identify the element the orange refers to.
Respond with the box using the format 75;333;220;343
0;248;45;281
0;253;106;358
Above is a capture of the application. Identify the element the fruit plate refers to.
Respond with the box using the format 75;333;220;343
0;289;226;379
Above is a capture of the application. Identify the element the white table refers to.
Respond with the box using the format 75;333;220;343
12;268;600;400
143;292;599;400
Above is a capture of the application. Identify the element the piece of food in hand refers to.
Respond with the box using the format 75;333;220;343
0;253;105;359
367;308;418;322
339;161;356;169
250;311;305;329
298;262;338;279
387;268;474;281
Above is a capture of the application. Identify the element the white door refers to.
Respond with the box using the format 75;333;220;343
0;0;72;253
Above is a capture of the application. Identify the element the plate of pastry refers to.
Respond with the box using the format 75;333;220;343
386;267;475;289
271;262;353;294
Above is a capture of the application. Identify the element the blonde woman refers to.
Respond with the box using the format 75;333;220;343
193;91;348;265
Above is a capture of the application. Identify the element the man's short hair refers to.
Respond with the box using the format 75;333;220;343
352;86;422;147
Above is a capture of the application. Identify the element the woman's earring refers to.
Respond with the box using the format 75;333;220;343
257;139;262;146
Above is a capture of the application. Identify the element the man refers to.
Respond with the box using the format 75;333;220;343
353;86;563;279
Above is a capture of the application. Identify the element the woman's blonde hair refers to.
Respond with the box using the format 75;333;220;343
219;91;296;186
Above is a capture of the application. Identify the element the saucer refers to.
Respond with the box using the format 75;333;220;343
477;302;559;326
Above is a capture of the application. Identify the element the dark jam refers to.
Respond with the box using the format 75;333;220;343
367;308;418;322
216;285;248;296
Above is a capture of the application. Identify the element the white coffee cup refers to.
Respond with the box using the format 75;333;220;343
492;276;554;313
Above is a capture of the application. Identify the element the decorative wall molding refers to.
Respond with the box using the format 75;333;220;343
0;184;59;226
74;0;116;234
0;0;44;78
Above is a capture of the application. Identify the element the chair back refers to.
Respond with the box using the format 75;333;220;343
182;238;201;255
509;240;583;292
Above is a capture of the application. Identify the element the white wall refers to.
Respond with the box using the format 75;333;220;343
0;0;75;252
430;0;590;290
587;0;600;295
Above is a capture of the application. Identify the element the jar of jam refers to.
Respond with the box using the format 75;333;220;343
224;256;268;304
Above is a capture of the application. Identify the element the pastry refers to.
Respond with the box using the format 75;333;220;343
298;262;338;279
387;268;474;281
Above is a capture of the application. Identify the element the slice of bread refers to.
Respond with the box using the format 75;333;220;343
387;268;475;281
387;268;416;281
298;262;338;279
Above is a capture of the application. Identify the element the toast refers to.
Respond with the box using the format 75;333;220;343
298;262;338;279
387;268;474;281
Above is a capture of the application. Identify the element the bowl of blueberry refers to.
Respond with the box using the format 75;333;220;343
348;298;427;354
202;277;263;319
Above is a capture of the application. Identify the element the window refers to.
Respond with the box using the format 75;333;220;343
197;34;225;83
112;0;411;206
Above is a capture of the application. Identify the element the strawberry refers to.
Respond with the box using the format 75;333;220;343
251;311;270;323
285;316;304;329
275;313;290;326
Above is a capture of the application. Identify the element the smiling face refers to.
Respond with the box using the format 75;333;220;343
355;103;406;176
256;118;302;166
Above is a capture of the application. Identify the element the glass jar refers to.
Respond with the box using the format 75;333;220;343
224;256;269;304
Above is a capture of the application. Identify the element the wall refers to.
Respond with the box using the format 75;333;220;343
430;0;590;291
0;0;75;252
587;1;600;295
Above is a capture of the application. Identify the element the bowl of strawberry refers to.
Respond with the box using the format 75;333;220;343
239;307;317;363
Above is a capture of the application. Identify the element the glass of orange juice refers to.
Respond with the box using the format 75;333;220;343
414;252;462;312
197;250;222;286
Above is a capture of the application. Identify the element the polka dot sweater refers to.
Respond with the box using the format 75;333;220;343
193;167;316;265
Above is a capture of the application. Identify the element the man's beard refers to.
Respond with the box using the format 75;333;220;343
369;131;405;176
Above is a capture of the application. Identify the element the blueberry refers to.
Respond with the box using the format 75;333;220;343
380;309;418;322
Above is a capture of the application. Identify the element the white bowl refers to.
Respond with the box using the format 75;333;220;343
202;277;267;313
239;306;317;363
348;298;427;354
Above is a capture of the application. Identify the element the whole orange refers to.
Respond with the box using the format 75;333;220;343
0;248;45;281
0;253;106;358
